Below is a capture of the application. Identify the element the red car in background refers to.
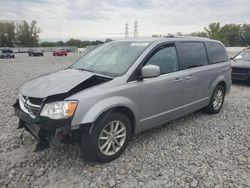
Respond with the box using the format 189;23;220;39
53;49;67;56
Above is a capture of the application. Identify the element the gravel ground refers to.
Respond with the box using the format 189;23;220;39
0;52;249;188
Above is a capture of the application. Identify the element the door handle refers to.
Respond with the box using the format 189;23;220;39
174;78;183;82
185;75;194;80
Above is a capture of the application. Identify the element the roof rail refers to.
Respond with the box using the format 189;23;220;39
164;34;175;38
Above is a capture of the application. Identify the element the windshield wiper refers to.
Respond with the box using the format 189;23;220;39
74;68;95;73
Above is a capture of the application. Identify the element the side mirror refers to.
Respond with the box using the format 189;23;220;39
141;65;160;78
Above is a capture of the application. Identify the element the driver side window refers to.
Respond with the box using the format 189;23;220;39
145;45;179;74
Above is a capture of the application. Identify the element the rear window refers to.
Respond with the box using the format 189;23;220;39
206;42;228;64
34;49;42;52
178;42;208;70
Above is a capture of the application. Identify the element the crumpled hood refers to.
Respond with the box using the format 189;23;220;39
231;60;250;69
19;69;94;98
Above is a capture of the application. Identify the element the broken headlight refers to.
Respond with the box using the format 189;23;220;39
40;101;78;119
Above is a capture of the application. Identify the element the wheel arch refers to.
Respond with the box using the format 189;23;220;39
217;80;226;91
89;106;137;137
102;106;136;137
209;76;228;97
73;96;140;136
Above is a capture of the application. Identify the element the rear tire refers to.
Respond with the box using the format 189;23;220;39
81;111;131;163
204;85;225;114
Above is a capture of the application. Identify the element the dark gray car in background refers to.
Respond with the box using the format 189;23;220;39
231;48;250;82
0;48;15;58
14;37;231;162
28;48;44;56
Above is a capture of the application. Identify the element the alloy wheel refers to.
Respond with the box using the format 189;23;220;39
98;120;127;156
213;89;223;110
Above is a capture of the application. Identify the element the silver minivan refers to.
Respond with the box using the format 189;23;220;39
14;37;231;162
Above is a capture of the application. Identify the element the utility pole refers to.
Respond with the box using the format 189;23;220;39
125;23;129;39
134;20;138;38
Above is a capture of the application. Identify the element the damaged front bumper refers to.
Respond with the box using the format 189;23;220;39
13;101;72;142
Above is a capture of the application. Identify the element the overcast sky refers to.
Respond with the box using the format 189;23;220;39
0;0;250;41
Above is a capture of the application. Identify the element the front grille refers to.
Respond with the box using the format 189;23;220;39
29;97;43;105
19;95;43;118
25;103;40;116
232;68;249;74
232;73;248;80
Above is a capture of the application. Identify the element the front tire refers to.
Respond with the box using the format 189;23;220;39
81;111;131;163
205;85;225;114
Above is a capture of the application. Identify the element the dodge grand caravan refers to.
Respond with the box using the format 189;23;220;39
14;37;231;162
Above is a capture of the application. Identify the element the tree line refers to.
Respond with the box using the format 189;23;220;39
1;20;250;47
177;23;250;47
40;39;106;48
0;20;41;47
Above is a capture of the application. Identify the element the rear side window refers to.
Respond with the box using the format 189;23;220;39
206;42;228;64
177;42;208;70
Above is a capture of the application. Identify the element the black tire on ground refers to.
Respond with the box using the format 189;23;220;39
81;111;131;163
204;84;225;114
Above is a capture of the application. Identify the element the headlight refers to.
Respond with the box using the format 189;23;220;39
40;101;78;119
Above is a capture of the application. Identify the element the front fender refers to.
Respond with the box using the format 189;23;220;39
71;96;140;128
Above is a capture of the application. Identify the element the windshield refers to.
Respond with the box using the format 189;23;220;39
234;50;250;61
70;41;150;77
